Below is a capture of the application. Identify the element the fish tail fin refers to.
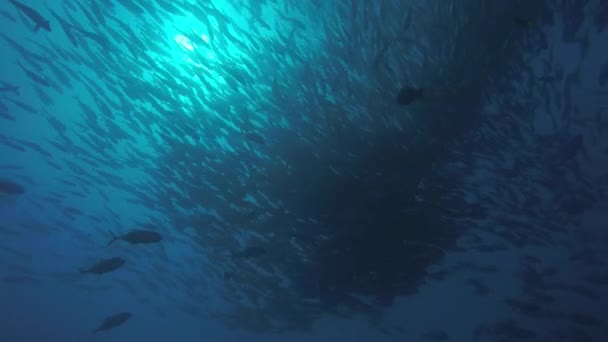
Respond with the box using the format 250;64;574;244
107;231;119;246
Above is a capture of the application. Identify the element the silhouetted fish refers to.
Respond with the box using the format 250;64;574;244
513;16;534;29
93;312;132;334
0;84;19;95
0;9;17;22
232;246;267;259
79;257;125;275
0;179;24;195
396;86;424;105
108;229;162;246
8;0;50;32
242;130;265;145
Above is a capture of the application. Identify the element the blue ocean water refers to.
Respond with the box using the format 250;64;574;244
1;0;608;341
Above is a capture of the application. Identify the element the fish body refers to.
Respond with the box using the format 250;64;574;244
242;130;265;145
93;312;132;334
16;60;50;87
108;229;162;246
513;16;533;29
80;257;125;275
233;246;267;259
8;0;50;32
0;179;25;195
0;85;19;95
396;86;424;105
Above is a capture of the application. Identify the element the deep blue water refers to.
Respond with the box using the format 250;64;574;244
1;0;608;341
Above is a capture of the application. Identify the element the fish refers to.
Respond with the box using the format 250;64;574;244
0;84;20;95
0;111;15;121
16;60;50;87
0;179;25;195
513;16;534;29
232;246;267;259
0;10;17;22
396;86;425;105
108;229;162;246
569;312;603;327
79;257;125;275
93;312;132;334
8;0;50;32
242;130;266;145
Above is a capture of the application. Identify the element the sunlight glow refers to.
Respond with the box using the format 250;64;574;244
174;35;194;51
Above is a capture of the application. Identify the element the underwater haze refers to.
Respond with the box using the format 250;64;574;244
1;0;608;341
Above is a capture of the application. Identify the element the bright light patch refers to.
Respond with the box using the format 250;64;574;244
174;34;194;51
185;57;204;68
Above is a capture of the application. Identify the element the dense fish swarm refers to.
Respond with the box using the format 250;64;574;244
1;0;608;340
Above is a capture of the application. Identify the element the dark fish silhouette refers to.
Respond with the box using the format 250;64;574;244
232;246;267;259
0;9;17;22
242;130;265;145
513;16;534;29
16;60;50;87
0;84;19;95
0;179;25;195
79;257;125;275
396;86;424;105
561;134;585;160
93;312;132;334
108;229;162;246
8;0;50;32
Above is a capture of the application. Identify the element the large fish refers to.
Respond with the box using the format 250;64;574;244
0;179;24;195
108;229;162;246
8;0;50;32
232;246;267;259
93;312;132;334
396;86;425;106
79;257;125;275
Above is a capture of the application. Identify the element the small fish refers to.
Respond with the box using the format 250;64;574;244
396;86;424;105
0;84;20;95
242;130;265;145
0;179;25;195
232;246;267;259
79;257;125;275
16;60;50;87
561;134;584;160
570;312;603;327
0;111;16;121
8;0;50;32
108;229;162;246
0;10;17;22
513;16;534;29
93;312;132;334
3;97;37;114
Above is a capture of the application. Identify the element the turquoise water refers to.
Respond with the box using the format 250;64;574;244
1;0;608;341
